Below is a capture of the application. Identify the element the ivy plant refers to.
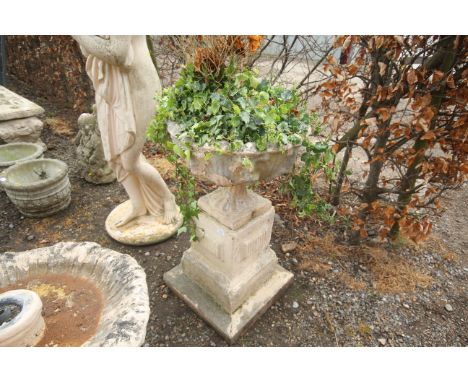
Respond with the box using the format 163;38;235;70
148;64;334;239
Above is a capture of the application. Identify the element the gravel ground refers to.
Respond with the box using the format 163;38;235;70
0;79;466;347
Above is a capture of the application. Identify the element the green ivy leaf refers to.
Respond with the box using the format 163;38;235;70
240;111;250;125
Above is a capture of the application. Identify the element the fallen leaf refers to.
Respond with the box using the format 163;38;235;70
376;108;391;122
421;131;436;140
378;62;387;76
407;69;417;85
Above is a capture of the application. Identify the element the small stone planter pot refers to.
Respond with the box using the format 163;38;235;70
0;142;44;191
0;289;45;347
1;158;71;217
0;242;150;347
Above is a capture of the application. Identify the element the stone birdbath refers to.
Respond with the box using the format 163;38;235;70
1;158;71;217
0;242;150;347
164;123;299;343
0;142;44;168
0;142;44;191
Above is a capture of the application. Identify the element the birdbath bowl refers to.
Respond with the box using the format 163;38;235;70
0;142;44;168
164;122;298;343
0;142;44;191
0;242;150;346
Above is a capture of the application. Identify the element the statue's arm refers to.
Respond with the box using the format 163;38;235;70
72;35;132;66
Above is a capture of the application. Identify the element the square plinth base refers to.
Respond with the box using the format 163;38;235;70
164;264;293;344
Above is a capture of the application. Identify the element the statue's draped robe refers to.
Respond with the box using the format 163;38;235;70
86;50;164;216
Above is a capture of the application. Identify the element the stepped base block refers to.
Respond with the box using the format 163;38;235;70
164;263;293;344
181;248;278;314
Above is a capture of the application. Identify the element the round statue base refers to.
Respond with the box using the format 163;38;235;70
105;200;182;246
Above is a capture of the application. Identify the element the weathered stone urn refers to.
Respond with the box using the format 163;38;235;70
0;242;150;346
1;158;71;217
164;122;299;343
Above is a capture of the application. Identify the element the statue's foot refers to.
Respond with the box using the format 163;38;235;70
115;206;147;228
163;197;179;225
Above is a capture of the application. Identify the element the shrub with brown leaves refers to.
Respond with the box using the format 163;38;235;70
5;35;93;112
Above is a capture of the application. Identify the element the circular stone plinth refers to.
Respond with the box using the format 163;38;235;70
105;200;183;246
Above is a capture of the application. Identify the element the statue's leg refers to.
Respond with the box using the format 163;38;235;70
136;160;170;196
114;139;150;227
118;135;178;225
131;96;179;224
135;160;179;224
114;174;148;227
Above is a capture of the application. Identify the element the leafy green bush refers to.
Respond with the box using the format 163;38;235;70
149;63;311;151
284;138;337;223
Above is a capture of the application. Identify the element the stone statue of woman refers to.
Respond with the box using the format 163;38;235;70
73;35;181;245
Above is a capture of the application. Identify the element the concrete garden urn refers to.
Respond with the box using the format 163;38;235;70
1;158;71;217
0;142;44;191
0;242;150;346
164;122;299;343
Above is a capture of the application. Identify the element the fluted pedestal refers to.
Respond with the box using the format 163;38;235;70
164;186;293;343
